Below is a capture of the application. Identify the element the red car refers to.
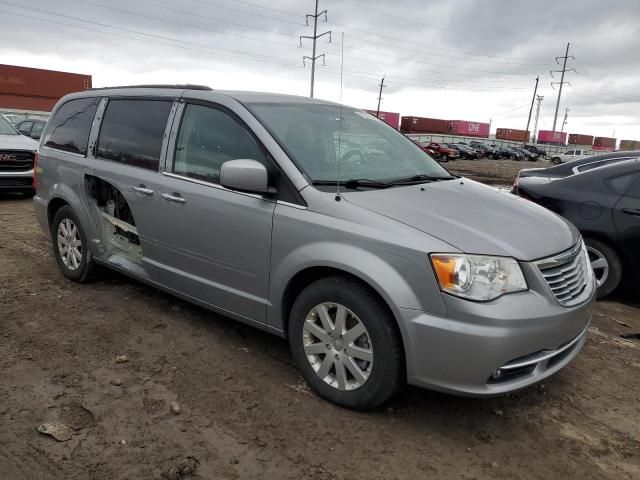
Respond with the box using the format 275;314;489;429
425;142;460;162
414;141;441;159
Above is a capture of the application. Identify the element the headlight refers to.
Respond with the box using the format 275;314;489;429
430;254;527;301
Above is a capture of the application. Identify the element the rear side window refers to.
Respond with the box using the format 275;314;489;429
605;173;637;195
97;99;172;171
44;97;99;155
172;103;269;184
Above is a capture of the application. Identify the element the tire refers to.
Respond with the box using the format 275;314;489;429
584;238;622;299
51;205;95;282
551;157;561;165
288;276;403;410
440;155;449;163
510;154;517;161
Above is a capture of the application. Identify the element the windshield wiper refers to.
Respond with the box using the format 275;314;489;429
311;179;390;189
385;174;455;186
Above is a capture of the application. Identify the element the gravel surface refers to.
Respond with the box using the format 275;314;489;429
1;193;639;480
446;158;550;186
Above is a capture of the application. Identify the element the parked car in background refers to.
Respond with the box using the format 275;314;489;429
551;149;592;165
16;119;46;140
1;113;21;125
495;146;524;161
515;147;539;162
513;152;640;297
34;85;594;410
427;142;460;162
414;141;441;160
0;114;39;195
450;143;479;160
524;145;547;158
469;141;495;158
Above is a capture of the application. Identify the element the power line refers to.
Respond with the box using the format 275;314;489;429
300;0;331;98
71;0;297;49
187;0;304;26
550;42;574;132
0;4;301;67
223;0;305;18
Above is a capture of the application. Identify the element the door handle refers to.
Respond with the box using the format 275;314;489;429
132;185;154;196
161;192;186;204
621;208;640;217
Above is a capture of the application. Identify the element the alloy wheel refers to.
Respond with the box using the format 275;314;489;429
57;218;82;271
586;246;609;287
302;303;373;391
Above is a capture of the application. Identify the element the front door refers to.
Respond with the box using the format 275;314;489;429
151;102;276;323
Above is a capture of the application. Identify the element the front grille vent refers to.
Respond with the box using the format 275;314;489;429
535;241;592;307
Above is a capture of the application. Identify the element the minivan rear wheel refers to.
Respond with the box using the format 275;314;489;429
288;276;403;410
584;238;622;298
51;206;95;282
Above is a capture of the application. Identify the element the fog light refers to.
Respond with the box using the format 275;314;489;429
491;369;503;380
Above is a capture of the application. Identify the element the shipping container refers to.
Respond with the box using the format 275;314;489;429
619;140;638;151
495;127;530;142
537;130;567;144
593;136;616;150
400;116;449;134
447;120;490;138
365;110;400;129
568;133;594;146
0;64;92;112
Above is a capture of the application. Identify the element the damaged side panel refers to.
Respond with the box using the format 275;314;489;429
85;175;145;273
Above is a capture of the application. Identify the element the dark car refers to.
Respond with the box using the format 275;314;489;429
495;146;524;161
524;145;547;158
513;152;640;298
469;141;495;158
448;143;478;160
16;119;46;140
515;147;539;162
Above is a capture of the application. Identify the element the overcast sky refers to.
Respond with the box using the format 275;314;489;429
1;0;639;139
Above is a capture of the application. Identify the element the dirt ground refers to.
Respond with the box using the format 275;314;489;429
1;181;639;479
446;158;549;186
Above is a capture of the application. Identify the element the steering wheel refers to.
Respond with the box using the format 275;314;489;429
339;149;365;163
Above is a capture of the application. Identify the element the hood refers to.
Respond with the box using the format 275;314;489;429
0;134;39;151
342;178;579;261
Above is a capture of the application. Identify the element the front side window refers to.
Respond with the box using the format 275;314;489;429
605;172;637;195
97;99;172;171
625;175;640;200
31;121;45;139
247;103;450;184
44;97;100;155
18;121;33;135
173;103;269;184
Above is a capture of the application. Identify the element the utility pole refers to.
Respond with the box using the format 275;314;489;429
560;108;569;133
300;0;331;98
523;76;539;145
533;95;544;143
375;75;385;116
550;42;575;132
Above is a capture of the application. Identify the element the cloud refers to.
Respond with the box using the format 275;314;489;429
0;0;638;138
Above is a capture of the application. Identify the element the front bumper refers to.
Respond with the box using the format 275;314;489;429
0;168;34;191
397;266;595;396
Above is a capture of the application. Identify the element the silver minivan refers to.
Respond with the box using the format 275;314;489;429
34;86;595;410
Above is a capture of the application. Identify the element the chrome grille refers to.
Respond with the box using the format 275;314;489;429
535;241;592;307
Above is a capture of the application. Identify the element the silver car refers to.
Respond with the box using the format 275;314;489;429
33;86;595;410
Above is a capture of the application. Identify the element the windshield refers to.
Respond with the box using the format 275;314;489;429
246;102;451;183
0;116;19;135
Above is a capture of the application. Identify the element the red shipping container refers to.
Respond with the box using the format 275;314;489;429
593;137;616;149
365;110;400;129
448;120;490;138
0;64;92;112
495;128;530;142
568;133;594;146
400;116;448;134
537;130;567;144
619;140;638;151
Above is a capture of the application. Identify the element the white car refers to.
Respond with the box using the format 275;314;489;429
550;149;593;165
0;115;39;195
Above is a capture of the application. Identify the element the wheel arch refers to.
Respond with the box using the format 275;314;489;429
47;197;71;231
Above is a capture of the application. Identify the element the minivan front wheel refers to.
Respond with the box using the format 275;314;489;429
52;206;95;282
288;276;403;410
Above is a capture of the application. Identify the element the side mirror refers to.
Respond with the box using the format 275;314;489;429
220;159;269;194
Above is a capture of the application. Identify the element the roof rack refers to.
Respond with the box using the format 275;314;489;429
89;84;212;91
